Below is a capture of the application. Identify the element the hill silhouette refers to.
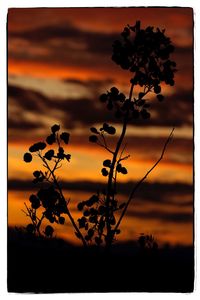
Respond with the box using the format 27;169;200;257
8;227;194;293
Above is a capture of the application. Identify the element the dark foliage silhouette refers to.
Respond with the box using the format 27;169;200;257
6;16;195;294
23;124;87;246
79;21;176;249
22;21;176;250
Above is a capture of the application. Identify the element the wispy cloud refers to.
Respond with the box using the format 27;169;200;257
8;83;193;131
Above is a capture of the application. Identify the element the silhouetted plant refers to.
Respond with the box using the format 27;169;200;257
23;125;87;246
138;233;158;250
79;20;176;249
22;20;175;249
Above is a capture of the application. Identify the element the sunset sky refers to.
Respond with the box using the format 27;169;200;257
7;7;193;246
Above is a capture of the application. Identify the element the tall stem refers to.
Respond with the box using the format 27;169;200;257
105;83;134;247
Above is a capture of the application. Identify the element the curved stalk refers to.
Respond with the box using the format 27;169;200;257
113;127;174;235
105;83;134;247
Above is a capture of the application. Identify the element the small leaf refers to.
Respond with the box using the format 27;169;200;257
116;163;122;172
89;215;98;223
90;127;99;134
120;167;128;174
64;154;71;161
31;199;40;209
110;87;119;95
23;152;32;163
101;168;108;177
83;210;91;217
99;93;108;102
26;224;35;234
57;147;65;159
44;225;54;237
33;170;40;178
77;202;85;211
60;132;70;144
103;123;109;131
106;126;116;135
46;134;56;145
44;149;54;161
28;144;38;153
103;159;111;168
51;124;60;133
29;194;38;203
88;229;94;237
154;85;161;94
59;216;65;224
78;217;87;228
139;92;145;99
89;135;98;143
103;123;116;135
29;142;46;152
85;195;99;207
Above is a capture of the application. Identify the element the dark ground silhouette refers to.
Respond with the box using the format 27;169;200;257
8;227;194;293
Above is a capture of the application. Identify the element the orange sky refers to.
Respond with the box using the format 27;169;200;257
7;7;194;246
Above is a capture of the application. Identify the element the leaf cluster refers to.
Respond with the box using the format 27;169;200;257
77;193;125;245
23;125;71;238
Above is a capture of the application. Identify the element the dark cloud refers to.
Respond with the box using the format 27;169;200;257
9;85;47;112
8;22;119;69
8;179;193;204
9;23;119;53
126;210;193;223
8;22;116;57
8;21;193;74
8;119;43;130
8;84;193;135
63;78;114;91
8;179;193;222
44;91;194;128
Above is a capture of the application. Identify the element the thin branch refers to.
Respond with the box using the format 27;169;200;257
23;202;37;227
38;153;88;247
101;133;108;149
96;140;114;154
21;209;29;217
117;142;128;164
118;154;130;164
114;127;174;234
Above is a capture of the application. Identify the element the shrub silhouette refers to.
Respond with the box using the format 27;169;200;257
23;124;87;246
23;21;176;249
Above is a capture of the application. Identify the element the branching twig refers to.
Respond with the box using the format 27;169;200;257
114;127;175;234
97;140;114;154
38;153;87;247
